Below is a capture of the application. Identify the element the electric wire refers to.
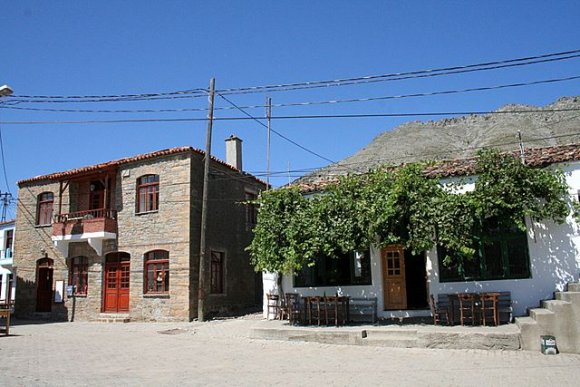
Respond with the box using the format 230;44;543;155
6;49;580;102
216;92;335;164
216;50;580;95
3;74;578;114
2;107;580;125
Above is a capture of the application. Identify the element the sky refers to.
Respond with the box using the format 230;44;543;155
1;1;579;219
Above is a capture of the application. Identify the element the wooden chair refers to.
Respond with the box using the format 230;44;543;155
480;292;499;326
324;296;340;326
429;294;449;325
308;296;324;325
457;293;477;326
266;293;280;320
285;293;302;325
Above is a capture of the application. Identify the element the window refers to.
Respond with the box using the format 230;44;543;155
245;191;258;227
438;218;530;282
5;229;13;258
136;175;159;213
210;250;225;294
294;250;372;287
69;256;88;296
144;250;169;294
36;192;54;226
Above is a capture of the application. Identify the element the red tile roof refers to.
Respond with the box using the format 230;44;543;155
294;143;580;192
18;146;268;187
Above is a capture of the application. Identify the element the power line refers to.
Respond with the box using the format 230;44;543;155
216;92;335;164
216;50;580;95
2;107;580;125
4;74;579;114
7;49;580;102
10;88;207;101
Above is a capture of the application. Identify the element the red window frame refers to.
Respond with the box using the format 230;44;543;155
136;175;159;213
144;250;169;294
37;192;54;226
69;256;88;296
210;250;225;294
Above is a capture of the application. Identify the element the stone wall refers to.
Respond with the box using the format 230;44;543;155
204;161;265;316
115;152;192;321
15;148;266;322
14;181;69;320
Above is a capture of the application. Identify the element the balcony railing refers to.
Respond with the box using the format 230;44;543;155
52;208;117;237
54;208;117;223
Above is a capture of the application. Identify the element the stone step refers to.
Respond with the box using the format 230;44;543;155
568;282;580;292
363;329;418;340
555;291;580;306
515;316;544;351
362;329;419;348
529;308;555;328
542;299;572;314
95;314;131;323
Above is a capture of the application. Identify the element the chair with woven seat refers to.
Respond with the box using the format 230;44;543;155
285;293;302;325
429;294;449;325
457;293;477;326
308;296;324;325
324;296;340;326
480;292;499;326
266;293;280;320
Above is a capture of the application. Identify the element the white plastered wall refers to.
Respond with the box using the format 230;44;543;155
263;161;580;318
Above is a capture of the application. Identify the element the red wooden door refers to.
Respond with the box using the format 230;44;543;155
36;258;54;312
103;253;130;312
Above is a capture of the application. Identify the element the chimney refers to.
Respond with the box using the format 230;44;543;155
225;135;243;171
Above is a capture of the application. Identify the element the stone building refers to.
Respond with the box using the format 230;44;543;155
14;137;267;321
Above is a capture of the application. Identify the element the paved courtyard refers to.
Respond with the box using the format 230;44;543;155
1;316;579;386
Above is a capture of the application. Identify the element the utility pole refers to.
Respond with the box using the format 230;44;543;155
198;78;215;321
0;192;11;222
266;97;272;187
517;130;525;164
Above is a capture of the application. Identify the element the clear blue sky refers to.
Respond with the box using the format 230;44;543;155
1;1;579;218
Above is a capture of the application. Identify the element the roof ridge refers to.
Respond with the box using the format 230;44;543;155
18;146;268;187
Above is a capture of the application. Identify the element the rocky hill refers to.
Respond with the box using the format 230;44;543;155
294;96;580;186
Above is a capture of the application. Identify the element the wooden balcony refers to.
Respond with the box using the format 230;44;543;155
52;208;117;237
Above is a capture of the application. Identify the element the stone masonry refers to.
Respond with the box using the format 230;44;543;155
14;146;266;322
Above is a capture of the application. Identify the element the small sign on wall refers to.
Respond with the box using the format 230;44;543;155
54;280;64;303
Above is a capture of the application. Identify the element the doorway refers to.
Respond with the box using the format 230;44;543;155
36;257;54;312
89;180;105;210
404;250;428;309
103;252;130;313
381;245;407;310
381;246;428;310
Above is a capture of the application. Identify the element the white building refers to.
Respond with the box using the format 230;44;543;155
0;220;15;307
264;144;580;320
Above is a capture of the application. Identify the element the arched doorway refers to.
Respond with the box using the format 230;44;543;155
36;257;54;312
103;252;130;312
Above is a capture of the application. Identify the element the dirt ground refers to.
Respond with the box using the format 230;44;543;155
0;316;579;386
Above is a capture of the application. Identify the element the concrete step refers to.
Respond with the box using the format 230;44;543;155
568;282;580;292
95;313;131;323
362;329;418;348
515;316;543;351
555;291;580;306
364;329;418;340
529;308;555;328
542;299;572;314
